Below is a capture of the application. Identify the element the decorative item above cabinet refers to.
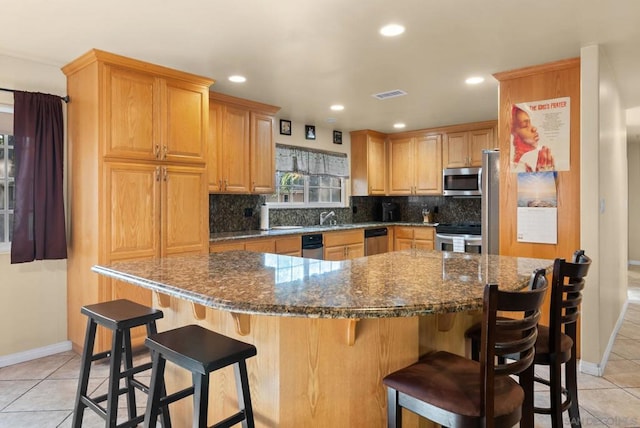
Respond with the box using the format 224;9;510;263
208;91;280;194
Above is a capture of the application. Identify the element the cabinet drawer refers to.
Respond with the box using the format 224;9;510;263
323;229;364;247
394;227;414;240
275;236;301;254
414;227;434;241
209;241;245;253
245;239;275;253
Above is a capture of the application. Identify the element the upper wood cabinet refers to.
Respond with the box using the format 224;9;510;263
62;49;214;352
208;92;279;194
103;63;209;164
443;126;495;168
350;130;387;196
388;133;442;195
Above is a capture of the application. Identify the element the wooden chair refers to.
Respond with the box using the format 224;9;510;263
383;278;547;428
466;250;592;428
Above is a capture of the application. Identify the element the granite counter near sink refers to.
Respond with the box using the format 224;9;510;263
209;221;436;243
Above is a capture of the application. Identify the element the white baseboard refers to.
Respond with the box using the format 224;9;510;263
0;341;73;368
580;299;629;376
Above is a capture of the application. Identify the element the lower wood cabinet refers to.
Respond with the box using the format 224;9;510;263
209;235;301;256
394;227;435;251
323;229;365;261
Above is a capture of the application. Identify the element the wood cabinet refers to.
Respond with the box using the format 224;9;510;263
443;126;495;168
103;64;208;164
63;49;213;353
388;133;442;195
208;92;279;194
394;227;435;251
350;130;387;196
323;229;365;261
209;235;302;257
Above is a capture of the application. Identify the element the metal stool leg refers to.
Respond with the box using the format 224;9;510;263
193;372;210;428
234;360;254;428
72;317;97;428
106;329;124;427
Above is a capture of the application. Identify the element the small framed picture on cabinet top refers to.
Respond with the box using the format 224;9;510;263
305;125;316;140
280;119;292;135
333;130;342;144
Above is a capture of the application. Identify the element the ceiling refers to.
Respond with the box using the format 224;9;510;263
4;0;640;136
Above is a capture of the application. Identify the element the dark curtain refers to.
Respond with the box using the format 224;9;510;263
11;91;67;263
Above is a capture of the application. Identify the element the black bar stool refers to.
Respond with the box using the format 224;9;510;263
72;299;170;428
143;324;257;428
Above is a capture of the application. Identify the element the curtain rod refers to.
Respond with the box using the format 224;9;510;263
0;87;69;103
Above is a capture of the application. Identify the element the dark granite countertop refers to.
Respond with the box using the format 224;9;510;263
210;222;438;242
92;250;552;319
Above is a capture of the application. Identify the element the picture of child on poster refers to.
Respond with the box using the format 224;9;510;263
510;97;570;172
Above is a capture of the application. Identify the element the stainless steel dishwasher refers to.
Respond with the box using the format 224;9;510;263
364;228;388;256
301;234;324;259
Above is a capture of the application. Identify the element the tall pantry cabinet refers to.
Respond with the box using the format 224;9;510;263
63;50;214;353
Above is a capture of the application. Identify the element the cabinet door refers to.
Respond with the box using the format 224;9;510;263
163;79;208;163
388;137;414;195
368;135;387;195
468;128;494;166
394;238;414;251
414;134;442;194
162;165;209;256
275;236;302;255
250;112;275;194
444;131;469;168
104;66;158;161
220;105;251;193
104;162;160;261
414;239;434;250
324;245;347;261
208;102;223;192
345;243;365;259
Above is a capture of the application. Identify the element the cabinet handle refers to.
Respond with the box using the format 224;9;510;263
162;145;168;160
154;145;160;159
163;167;168;181
224;179;228;191
219;179;223;190
252;181;256;192
155;166;160;181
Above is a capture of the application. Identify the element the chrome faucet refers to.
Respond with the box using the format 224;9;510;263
320;211;336;226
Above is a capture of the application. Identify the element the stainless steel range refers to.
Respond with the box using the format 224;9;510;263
435;222;482;253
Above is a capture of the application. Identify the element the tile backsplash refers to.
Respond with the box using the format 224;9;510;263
209;194;481;233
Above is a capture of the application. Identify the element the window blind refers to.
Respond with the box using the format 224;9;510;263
275;144;349;177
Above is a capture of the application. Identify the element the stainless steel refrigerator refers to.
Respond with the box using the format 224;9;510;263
481;149;500;254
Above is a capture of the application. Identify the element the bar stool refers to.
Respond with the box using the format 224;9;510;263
143;324;257;428
72;299;170;428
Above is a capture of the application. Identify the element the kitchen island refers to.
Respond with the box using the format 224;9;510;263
92;249;551;427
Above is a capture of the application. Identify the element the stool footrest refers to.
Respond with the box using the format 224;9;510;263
119;361;153;379
211;410;246;428
91;350;111;362
159;385;195;408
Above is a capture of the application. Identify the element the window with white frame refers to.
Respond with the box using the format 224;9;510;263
266;144;349;208
0;133;15;249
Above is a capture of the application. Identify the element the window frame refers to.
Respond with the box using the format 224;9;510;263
266;172;348;209
0;132;14;253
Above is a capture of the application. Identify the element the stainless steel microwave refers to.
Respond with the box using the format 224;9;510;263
442;167;481;196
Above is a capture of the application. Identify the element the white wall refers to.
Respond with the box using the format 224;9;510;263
580;45;629;374
273;117;351;157
0;54;69;362
629;141;640;263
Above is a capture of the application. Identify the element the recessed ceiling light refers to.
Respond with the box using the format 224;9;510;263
380;24;405;37
465;76;484;85
330;104;344;111
228;75;246;83
393;123;406;129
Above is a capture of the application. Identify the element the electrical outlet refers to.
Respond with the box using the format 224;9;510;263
244;208;253;217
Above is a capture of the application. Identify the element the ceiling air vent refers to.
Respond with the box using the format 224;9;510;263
372;89;407;100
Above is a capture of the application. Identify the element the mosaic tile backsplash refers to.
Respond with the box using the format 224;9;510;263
209;194;481;233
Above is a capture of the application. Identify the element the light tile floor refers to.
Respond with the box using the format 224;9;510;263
1;268;640;427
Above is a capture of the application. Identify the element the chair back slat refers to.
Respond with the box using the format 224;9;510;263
480;270;548;421
549;251;592;352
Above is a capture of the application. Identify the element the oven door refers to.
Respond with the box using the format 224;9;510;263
436;233;482;254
